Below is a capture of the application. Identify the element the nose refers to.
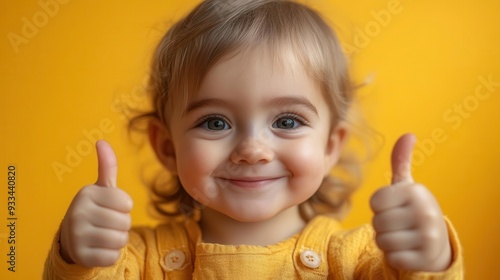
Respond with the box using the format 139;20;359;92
230;135;274;165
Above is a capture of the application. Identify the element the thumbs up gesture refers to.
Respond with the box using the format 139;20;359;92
59;140;133;267
370;134;452;272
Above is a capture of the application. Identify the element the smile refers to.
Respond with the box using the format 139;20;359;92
219;177;283;188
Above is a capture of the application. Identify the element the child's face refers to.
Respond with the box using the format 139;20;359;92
163;49;346;222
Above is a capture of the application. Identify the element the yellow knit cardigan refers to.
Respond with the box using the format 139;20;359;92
44;215;463;279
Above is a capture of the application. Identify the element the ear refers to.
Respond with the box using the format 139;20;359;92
148;118;177;175
324;121;349;172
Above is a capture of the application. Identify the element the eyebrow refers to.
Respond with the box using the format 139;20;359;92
268;96;319;116
185;96;318;116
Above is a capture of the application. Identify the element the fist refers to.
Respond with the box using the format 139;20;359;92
59;140;133;267
370;134;452;272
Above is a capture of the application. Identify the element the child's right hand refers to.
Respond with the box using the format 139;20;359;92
59;140;133;267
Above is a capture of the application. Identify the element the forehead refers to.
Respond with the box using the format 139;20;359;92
194;47;324;107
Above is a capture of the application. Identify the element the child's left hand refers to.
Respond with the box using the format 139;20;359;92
370;133;452;272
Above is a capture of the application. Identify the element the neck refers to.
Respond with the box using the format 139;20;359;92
199;206;305;246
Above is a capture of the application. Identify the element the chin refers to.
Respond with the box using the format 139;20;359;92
229;213;274;223
223;206;284;223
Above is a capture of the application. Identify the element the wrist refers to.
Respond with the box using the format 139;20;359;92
58;226;75;264
426;241;452;272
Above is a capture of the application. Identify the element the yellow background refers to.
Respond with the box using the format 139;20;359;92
1;0;499;278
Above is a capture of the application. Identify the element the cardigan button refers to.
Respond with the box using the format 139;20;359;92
164;250;186;270
300;250;321;269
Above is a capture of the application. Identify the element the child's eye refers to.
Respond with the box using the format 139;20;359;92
197;116;231;130
272;114;307;129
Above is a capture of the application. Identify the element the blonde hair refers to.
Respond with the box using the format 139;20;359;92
130;0;361;221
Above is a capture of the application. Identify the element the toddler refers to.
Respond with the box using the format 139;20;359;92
44;0;464;279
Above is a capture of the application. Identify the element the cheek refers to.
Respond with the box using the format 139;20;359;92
278;136;326;182
176;138;224;187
